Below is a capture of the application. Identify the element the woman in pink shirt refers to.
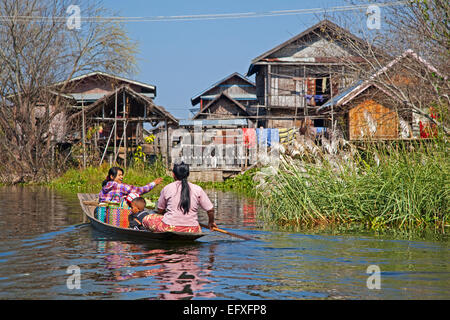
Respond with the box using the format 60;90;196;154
142;162;217;233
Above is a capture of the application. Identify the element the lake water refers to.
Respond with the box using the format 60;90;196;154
0;186;448;299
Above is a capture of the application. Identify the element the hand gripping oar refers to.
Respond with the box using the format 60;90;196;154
199;223;252;241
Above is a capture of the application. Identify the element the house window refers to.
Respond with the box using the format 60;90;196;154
314;119;324;127
306;76;332;107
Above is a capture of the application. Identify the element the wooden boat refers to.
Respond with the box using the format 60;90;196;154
77;193;205;242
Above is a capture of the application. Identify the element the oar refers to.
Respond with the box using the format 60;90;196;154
199;223;252;241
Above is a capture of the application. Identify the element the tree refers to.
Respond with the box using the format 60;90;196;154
0;0;138;183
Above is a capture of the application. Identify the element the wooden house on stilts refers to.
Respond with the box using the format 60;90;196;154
63;71;178;167
246;19;370;133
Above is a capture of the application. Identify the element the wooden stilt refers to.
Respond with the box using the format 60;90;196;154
114;90;117;165
82;99;86;169
165;118;169;169
123;90;127;169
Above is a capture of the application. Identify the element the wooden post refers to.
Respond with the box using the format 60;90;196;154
82;99;86;169
114;90;117;164
329;65;334;134
123;90;127;169
100;121;115;165
303;66;306;118
94;121;98;152
165;118;169;169
267;64;271;128
294;78;298;129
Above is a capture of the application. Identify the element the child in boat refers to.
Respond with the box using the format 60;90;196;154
142;162;217;233
126;193;155;231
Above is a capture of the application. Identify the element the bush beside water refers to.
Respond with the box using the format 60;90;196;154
255;137;449;232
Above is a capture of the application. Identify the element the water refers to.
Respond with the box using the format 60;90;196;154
0;186;448;299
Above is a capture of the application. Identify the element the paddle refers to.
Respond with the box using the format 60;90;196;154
199;223;252;241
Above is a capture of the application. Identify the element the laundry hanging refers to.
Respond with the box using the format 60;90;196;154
242;128;256;148
279;127;295;145
269;128;279;147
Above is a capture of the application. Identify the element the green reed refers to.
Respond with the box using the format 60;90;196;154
256;137;449;231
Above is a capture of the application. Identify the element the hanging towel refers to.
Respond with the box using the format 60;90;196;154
279;128;295;144
268;129;279;147
314;95;324;103
256;128;268;147
322;78;327;93
242;128;256;148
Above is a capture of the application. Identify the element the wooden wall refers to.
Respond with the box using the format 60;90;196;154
348;99;399;140
205;75;255;97
197;95;250;120
267;64;355;108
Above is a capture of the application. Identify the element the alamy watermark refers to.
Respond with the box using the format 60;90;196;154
66;5;81;30
366;5;381;30
66;265;81;290
366;265;381;290
169;126;281;169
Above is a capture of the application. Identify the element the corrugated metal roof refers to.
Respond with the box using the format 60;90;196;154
179;119;248;126
69;93;108;101
53;71;156;91
69;92;155;102
69;85;178;124
191;72;255;106
200;93;257;100
318;80;363;111
247;19;382;76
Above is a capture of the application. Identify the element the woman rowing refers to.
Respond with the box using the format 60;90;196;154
98;166;163;204
142;162;217;233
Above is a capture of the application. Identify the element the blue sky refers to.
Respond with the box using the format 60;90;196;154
100;0;367;119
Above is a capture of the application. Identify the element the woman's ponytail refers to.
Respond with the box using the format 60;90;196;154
173;162;190;214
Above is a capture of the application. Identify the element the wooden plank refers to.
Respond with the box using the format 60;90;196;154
349;99;399;140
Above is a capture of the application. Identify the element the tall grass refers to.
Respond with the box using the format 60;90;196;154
256;137;449;231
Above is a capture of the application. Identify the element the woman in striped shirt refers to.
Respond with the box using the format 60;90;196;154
98;167;163;203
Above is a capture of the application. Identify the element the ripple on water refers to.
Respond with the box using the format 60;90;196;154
0;187;449;299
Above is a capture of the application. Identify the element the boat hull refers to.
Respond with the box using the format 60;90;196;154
78;193;205;242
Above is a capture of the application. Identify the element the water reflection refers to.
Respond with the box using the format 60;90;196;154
0;186;81;239
99;240;217;299
204;190;257;227
0;186;448;300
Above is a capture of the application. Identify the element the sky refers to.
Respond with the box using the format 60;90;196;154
99;0;370;119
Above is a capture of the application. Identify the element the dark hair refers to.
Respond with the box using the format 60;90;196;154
132;197;146;206
102;166;124;187
173;162;190;214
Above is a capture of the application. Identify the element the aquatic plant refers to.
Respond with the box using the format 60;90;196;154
256;135;449;232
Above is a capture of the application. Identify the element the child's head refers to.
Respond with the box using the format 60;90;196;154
130;197;146;213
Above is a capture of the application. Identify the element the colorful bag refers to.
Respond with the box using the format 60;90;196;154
105;194;131;228
94;206;107;223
